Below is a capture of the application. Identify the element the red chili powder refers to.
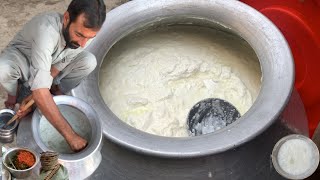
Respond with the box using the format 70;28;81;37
17;150;35;168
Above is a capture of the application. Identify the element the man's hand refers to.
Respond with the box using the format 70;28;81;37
65;132;88;152
16;94;34;119
32;88;87;152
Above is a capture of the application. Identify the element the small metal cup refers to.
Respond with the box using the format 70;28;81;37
0;109;18;143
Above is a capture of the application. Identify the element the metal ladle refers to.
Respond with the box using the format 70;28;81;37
8;156;18;170
187;98;241;136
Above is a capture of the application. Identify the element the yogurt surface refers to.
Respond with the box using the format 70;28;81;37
99;26;261;137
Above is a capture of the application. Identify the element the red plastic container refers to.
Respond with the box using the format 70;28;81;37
241;0;320;136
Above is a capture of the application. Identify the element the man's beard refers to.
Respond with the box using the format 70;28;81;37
63;21;80;49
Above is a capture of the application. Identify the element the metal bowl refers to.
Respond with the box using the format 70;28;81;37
272;134;320;179
31;95;102;179
0;109;18;143
1;168;12;180
2;147;39;179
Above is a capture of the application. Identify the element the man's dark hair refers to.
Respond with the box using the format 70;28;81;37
67;0;106;29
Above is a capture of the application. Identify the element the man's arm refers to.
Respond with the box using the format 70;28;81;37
32;88;87;152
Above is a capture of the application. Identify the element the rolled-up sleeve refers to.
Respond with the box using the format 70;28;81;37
28;23;58;90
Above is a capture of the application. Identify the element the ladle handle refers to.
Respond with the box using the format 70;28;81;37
4;99;35;127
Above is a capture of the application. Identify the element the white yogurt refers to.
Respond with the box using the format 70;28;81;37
99;26;261;137
277;139;313;176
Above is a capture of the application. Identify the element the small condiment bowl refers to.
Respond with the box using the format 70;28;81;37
2;147;39;179
271;134;320;180
0;109;18;143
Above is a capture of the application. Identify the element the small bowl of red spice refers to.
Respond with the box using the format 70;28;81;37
2;147;39;179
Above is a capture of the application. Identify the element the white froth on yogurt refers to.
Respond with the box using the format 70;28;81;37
99;26;261;137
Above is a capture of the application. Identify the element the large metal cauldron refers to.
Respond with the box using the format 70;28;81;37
70;0;299;179
74;0;293;155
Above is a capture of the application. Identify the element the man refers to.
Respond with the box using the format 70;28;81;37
0;0;106;152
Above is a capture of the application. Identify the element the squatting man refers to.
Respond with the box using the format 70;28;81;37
0;0;106;152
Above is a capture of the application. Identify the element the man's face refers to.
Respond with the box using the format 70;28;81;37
63;13;99;49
